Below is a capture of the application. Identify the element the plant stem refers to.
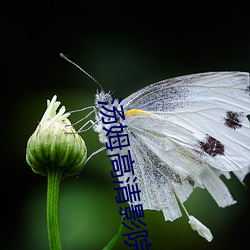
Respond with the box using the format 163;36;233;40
47;165;63;250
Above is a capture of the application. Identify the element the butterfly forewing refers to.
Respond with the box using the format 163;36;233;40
122;72;250;173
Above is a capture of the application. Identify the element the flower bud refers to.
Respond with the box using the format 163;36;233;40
26;95;87;178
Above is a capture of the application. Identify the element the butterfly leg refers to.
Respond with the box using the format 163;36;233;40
69;106;98;132
70;106;96;124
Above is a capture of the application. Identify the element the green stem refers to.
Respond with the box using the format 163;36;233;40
47;165;63;250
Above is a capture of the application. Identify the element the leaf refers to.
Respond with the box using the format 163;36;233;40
102;215;125;250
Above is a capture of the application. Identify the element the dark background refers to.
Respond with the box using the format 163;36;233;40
2;1;250;250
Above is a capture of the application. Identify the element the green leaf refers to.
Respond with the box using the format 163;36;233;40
102;215;125;250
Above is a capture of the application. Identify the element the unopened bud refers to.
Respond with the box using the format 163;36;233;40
26;95;87;178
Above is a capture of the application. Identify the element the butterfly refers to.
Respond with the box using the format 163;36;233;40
90;71;250;241
60;55;250;241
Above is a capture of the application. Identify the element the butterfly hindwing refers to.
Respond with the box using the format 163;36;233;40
122;112;237;219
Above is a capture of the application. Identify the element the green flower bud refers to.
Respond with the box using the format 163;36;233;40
26;95;87;178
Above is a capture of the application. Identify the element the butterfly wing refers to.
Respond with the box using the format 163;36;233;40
122;112;237;221
122;72;250;173
118;72;250;221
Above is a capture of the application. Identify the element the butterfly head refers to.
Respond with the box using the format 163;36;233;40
94;89;113;109
94;90;121;144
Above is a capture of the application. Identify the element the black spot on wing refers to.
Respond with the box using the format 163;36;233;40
199;135;225;157
224;111;243;130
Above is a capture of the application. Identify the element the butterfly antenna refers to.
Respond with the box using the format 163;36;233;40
60;53;104;91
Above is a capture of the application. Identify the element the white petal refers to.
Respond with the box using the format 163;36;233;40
188;215;213;242
40;95;71;125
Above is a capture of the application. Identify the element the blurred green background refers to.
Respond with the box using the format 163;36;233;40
2;2;250;250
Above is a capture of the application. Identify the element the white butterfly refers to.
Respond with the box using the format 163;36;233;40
89;72;250;242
